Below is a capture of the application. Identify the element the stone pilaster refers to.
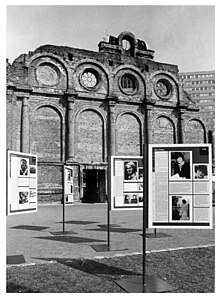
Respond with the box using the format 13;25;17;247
178;109;186;144
107;100;117;156
21;96;30;153
144;104;154;145
66;97;75;162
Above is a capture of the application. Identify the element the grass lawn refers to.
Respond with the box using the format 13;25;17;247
6;246;215;293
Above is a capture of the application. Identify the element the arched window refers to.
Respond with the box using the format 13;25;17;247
117;113;141;155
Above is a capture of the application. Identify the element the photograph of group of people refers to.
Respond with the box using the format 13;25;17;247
124;193;143;206
170;195;192;221
170;151;209;180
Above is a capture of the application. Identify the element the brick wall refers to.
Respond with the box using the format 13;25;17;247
6;31;208;204
30;106;62;161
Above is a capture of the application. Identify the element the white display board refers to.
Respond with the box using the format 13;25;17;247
147;144;213;229
64;165;74;204
110;156;143;210
7;150;38;215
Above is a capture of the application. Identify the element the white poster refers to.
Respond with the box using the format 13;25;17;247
64;166;74;204
110;156;143;210
7;150;38;215
148;144;213;229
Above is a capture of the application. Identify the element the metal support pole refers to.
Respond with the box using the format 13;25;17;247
107;200;110;250
107;155;111;250
63;198;65;233
143;143;149;292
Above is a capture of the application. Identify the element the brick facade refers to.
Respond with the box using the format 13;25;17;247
6;31;208;204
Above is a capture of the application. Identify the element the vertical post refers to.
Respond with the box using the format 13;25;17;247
107;155;111;250
63;197;65;233
106;99;116;250
108;100;116;156
63;165;66;233
143;143;149;292
107;199;110;249
66;95;75;162
21;96;30;153
142;102;150;292
142;98;153;291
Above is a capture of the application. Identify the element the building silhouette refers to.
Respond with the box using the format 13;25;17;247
6;31;210;204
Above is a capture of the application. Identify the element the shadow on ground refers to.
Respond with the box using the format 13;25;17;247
34;257;140;280
35;235;106;244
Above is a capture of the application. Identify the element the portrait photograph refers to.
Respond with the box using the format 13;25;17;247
194;164;209;180
124;161;138;181
19;158;29;176
170;151;191;180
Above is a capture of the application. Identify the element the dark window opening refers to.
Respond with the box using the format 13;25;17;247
68;53;73;61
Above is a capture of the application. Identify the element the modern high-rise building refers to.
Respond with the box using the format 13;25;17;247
179;71;215;133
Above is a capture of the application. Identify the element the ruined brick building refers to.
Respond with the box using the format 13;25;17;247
6;31;208;204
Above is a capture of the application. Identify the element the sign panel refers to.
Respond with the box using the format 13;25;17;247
7;150;38;215
64;166;74;204
147;144;212;229
110;156;143;210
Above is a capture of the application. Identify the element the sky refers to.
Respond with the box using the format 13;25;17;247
5;3;215;73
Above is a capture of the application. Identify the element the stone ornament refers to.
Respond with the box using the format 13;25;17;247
36;63;60;86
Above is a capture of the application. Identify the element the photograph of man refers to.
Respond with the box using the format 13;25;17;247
20;159;28;176
194;165;208;179
171;152;190;179
124;161;138;180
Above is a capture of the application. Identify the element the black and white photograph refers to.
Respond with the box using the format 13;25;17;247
18;191;29;205
124;193;139;205
67;169;73;181
170;151;191;180
138;168;143;181
170;195;192;222
19;158;29;176
194;164;209;179
124;161;138;181
29;165;36;175
4;2;215;294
